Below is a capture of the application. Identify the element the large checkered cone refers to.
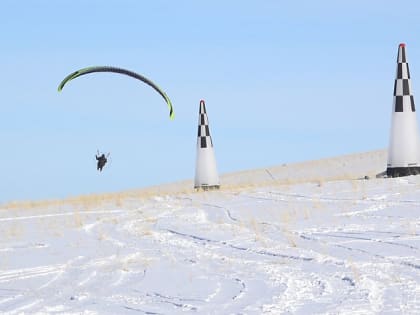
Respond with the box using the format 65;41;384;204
194;100;220;189
387;43;420;177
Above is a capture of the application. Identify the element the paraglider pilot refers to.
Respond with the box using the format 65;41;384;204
96;153;108;172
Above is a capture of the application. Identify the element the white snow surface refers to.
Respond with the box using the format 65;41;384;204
0;150;419;314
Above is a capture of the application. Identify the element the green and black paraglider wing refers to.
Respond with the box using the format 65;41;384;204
58;66;174;119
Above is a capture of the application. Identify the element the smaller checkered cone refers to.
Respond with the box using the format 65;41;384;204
194;100;220;189
387;43;420;177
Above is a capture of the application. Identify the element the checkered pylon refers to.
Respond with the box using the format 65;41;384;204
387;43;420;177
197;100;213;149
194;100;220;189
393;43;415;112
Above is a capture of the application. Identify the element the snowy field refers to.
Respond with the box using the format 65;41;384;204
0;150;419;314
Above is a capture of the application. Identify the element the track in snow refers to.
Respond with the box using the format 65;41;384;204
0;177;419;313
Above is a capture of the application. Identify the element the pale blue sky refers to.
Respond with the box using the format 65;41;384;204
1;0;420;202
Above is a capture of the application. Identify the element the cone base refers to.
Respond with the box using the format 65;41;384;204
386;166;420;177
194;184;220;191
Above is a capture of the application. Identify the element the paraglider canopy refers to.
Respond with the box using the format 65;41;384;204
58;66;174;119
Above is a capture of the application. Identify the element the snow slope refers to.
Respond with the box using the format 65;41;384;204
0;150;419;314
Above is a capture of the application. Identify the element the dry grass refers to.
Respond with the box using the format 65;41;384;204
4;224;23;239
282;228;297;247
0;186;190;212
0;150;387;211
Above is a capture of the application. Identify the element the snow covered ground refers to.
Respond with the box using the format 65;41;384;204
0;150;419;314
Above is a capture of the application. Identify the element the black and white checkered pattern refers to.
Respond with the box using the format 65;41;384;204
197;100;214;148
394;44;416;112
